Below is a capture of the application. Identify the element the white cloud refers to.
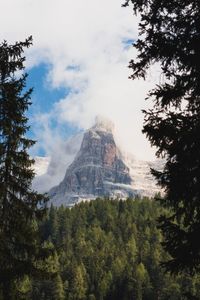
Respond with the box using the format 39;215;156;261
0;0;160;161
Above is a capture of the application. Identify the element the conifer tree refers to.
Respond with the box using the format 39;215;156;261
124;0;200;273
0;37;48;299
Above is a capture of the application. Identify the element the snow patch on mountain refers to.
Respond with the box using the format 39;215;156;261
122;153;164;197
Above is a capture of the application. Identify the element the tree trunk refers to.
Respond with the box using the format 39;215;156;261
2;280;12;300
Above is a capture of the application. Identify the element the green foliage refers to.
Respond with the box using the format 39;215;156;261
0;38;49;299
124;0;200;274
34;198;200;299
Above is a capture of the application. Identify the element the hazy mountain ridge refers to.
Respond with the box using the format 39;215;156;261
33;156;50;176
33;119;163;205
122;153;164;197
49;120;135;206
33;133;83;192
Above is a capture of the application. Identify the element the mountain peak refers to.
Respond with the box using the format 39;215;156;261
49;119;134;206
91;115;114;133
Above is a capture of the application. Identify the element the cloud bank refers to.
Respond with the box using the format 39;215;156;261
0;0;160;160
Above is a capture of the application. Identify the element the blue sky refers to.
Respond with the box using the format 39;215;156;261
27;63;67;114
0;0;158;161
26;64;80;156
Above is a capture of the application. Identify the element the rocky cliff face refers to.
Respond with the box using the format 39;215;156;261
49;120;135;205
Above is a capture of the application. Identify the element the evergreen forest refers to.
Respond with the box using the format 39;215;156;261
1;0;200;296
6;198;200;300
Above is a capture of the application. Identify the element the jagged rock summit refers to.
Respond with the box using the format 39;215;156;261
49;117;135;206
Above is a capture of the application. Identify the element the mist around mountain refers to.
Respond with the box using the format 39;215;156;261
33;118;163;206
33;133;84;192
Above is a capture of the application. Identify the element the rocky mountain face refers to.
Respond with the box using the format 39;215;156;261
49;120;136;206
33;119;163;206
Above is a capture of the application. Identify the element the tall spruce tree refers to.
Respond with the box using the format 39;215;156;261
0;37;48;298
123;0;200;273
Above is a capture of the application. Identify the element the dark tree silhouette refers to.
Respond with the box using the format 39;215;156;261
123;0;200;273
0;37;48;299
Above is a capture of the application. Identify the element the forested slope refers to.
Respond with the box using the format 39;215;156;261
29;198;200;299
